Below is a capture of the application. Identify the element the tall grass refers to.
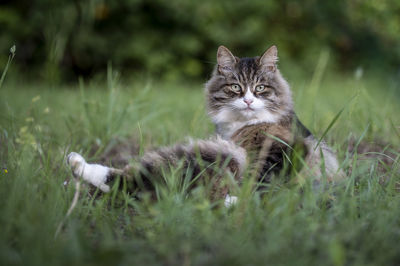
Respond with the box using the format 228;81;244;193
0;66;399;265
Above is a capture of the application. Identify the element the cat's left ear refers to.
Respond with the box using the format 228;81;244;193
259;45;278;72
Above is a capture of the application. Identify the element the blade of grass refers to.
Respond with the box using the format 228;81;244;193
390;118;400;140
354;123;370;150
314;107;344;150
0;45;16;89
308;49;330;117
262;132;309;169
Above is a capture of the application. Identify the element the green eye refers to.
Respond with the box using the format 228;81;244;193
231;84;241;92
255;85;266;92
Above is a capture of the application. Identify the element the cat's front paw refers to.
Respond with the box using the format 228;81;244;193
67;152;111;192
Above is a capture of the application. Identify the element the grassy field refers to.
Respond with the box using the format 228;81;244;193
0;65;400;265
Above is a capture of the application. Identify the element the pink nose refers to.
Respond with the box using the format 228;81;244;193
243;99;253;106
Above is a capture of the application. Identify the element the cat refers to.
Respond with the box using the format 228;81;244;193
67;45;343;204
206;45;342;182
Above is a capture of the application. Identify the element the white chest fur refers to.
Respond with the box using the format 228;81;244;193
213;109;279;139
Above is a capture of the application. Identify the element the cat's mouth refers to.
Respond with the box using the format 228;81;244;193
243;107;255;112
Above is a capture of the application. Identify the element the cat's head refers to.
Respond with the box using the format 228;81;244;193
206;45;293;125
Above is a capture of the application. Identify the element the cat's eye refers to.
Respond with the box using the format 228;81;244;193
255;85;266;92
231;84;241;92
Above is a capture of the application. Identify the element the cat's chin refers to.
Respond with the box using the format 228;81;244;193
240;110;255;117
239;108;259;119
237;108;280;124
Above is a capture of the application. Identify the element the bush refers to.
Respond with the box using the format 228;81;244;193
1;0;399;82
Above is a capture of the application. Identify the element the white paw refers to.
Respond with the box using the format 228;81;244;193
67;152;111;192
67;152;86;176
224;194;238;208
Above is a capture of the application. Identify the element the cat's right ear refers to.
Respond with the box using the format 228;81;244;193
217;46;237;74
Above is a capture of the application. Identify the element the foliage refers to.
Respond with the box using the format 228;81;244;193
0;66;399;265
0;1;400;264
1;0;400;82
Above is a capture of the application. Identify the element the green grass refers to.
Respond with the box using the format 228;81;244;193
0;69;399;266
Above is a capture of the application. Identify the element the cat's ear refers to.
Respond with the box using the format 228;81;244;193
217;46;237;74
259;45;278;72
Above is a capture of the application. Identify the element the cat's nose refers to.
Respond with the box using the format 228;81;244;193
243;99;253;106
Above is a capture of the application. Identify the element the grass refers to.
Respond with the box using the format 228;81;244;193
0;66;399;266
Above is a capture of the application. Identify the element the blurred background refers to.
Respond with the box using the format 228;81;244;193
2;3;400;266
1;0;400;83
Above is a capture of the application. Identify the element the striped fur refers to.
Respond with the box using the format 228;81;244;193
114;137;247;200
206;45;343;182
68;45;344;201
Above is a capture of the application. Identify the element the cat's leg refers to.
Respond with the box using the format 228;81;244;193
301;136;344;183
67;152;124;192
67;150;240;206
67;137;247;202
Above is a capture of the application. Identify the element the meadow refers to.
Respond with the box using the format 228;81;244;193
0;58;400;265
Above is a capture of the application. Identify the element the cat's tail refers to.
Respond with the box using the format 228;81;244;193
66;137;247;195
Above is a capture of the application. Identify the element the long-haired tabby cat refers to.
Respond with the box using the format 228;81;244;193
67;45;343;204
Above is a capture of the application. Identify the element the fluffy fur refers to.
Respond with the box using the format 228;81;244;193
67;45;344;203
68;137;247;200
205;45;343;182
206;46;293;139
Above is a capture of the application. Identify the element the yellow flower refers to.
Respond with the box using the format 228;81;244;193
16;126;37;150
32;95;41;103
19;126;28;133
4;169;8;174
